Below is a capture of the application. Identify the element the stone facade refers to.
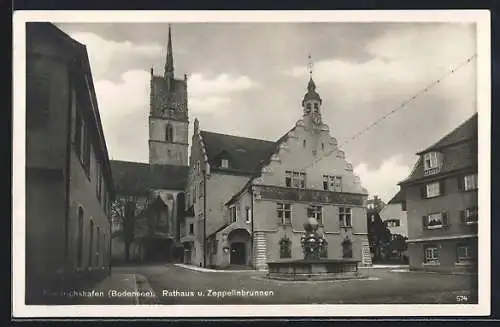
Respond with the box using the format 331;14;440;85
26;23;114;304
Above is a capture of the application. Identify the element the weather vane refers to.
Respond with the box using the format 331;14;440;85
307;54;314;78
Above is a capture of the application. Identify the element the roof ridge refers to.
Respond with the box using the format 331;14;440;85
417;112;477;154
200;130;276;144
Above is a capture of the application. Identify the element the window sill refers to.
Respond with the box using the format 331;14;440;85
455;261;475;266
427;225;444;230
423;262;440;266
340;225;353;229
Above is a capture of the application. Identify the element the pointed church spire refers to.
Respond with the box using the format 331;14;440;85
165;24;174;79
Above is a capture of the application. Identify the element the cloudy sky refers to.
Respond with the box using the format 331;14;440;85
55;22;477;203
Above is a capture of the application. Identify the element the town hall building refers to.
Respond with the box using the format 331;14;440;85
112;25;372;270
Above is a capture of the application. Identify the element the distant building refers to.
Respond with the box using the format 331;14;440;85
379;190;408;238
109;25;189;264
25;23;115;304
399;113;478;272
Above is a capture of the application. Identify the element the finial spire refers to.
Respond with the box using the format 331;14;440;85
165;24;174;78
307;54;314;78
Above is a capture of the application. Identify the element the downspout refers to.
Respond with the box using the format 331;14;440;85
63;67;74;294
250;186;254;268
203;170;207;268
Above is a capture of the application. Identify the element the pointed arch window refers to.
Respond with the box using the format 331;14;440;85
96;226;101;267
314;102;319;113
305;103;312;114
342;238;353;258
165;123;174;142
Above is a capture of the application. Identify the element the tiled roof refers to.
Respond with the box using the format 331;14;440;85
417;113;478;155
400;113;478;185
110;160;188;195
200;131;277;175
387;189;405;204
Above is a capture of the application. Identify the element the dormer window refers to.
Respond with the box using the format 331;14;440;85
423;151;440;174
221;158;229;169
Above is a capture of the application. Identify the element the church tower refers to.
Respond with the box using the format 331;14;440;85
148;25;189;166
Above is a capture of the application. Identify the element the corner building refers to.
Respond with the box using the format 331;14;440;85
399;113;478;273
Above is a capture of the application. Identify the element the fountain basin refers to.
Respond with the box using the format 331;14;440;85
266;259;365;281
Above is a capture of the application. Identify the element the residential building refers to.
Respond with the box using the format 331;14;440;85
379;190;408;238
109;25;189;263
399;113;478;272
25;23;115;304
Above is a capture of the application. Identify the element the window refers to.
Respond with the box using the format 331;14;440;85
423;152;439;171
26;67;50;127
385;219;400;228
96;227;100;266
285;170;306;188
339;207;352;227
212;240;218;254
323;175;342;192
279;236;292;259
307;205;323;225
77;207;84;268
462;207;478;225
82;124;91;175
245;206;251;224
88;219;94;268
229;206;237;223
424;212;448;229
321;143;325;151
463;173;478;191
165;124;174;142
424;245;440;264
425;182;441;198
277;203;292;225
320;238;328;258
189;223;194;235
305;103;311;114
303;140;307;148
199;181;204;198
74;112;82;157
456;244;474;263
221;158;229;169
313;103;319;112
96;162;102;202
401;200;407;211
196;161;201;174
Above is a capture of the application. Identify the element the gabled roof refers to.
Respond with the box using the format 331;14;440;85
200;131;276;175
399;113;478;185
110;160;188;195
387;189;405;204
416;113;478;155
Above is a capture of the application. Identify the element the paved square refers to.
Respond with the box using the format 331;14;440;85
112;264;477;305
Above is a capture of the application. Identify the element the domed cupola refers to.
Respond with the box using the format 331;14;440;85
302;77;322;107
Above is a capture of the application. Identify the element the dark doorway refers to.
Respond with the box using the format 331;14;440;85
342;239;353;258
230;242;246;265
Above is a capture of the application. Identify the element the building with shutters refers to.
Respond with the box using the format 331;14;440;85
25;23;115;304
399;113;478;272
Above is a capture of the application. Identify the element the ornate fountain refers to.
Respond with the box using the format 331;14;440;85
266;217;365;281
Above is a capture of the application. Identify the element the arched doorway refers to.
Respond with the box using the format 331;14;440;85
227;229;251;266
183;241;193;264
342;237;353;258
